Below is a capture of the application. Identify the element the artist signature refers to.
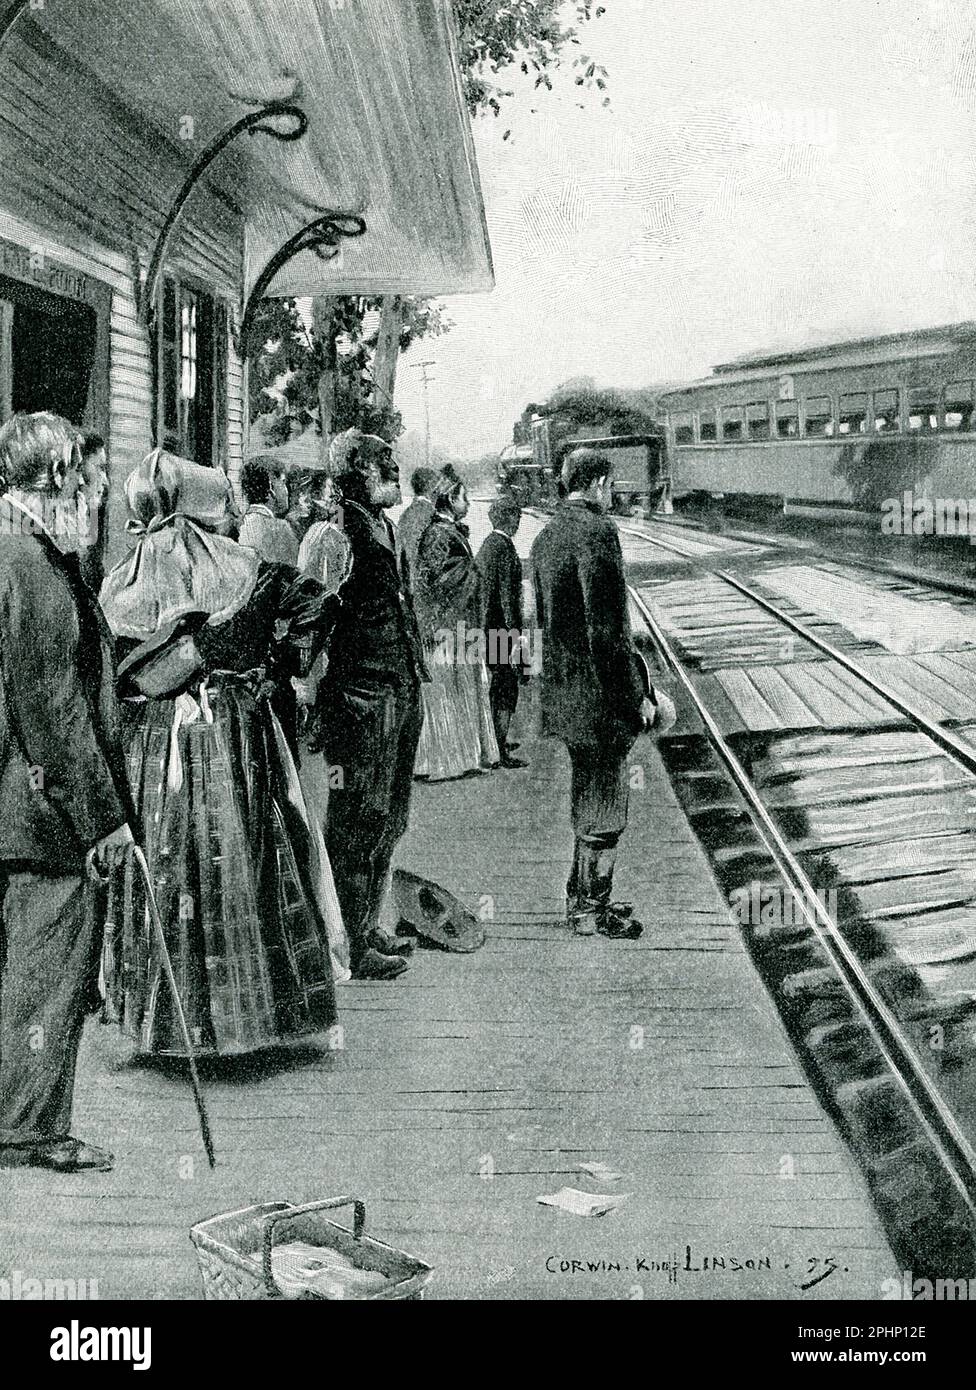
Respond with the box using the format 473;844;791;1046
545;1246;848;1292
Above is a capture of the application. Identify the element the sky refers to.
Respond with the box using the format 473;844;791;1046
393;0;976;459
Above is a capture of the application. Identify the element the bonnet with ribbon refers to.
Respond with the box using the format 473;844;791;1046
99;449;260;640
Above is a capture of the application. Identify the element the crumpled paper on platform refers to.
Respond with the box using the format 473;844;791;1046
536;1187;631;1217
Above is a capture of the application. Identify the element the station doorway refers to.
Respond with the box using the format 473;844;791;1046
0;271;105;429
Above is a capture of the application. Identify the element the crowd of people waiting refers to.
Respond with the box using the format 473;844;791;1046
0;411;671;1174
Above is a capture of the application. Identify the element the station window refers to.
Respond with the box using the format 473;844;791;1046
672;412;695;445
157;272;224;466
908;386;939;432
721;405;745;442
698;409;718;442
804;395;833;437
944;381;974;431
746;401;771;440
775;400;799;437
839;392;868;435
873;388;900;432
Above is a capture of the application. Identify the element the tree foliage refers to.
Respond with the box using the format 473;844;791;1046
456;0;609;128
248;296;452;438
532;381;661;439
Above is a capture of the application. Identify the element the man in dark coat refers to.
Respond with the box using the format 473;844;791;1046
77;431;109;593
0;412;134;1172
309;429;427;980
476;494;528;768
396;466;437;590
531;448;662;938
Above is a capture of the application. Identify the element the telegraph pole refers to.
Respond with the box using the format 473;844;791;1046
408;359;437;466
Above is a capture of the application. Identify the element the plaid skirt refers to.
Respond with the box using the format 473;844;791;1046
102;680;345;1057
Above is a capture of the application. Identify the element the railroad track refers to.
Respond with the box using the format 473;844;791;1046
619;521;976;1276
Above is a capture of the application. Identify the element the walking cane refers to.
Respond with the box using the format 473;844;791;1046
130;845;216;1169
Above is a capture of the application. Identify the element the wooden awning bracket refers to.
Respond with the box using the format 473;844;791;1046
238;210;367;357
142;102;310;324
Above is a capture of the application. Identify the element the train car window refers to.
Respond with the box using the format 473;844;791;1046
699;409;718;442
746;401;771;440
721;405;745;442
873;388;900;432
804;396;833;437
944;381;974;431
673;412;695;445
839;392;868;435
908;386;939;432
775;400;799;437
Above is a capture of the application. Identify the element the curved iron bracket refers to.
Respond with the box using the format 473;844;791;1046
0;0;29;53
143;102;309;324
238;210;367;357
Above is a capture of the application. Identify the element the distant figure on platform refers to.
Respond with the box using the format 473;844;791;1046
413;474;500;780
396;466;437;588
78;431;110;593
0;412;134;1174
285;467;318;547
98;449;348;1056
308;429;427;981
239;455;299;565
531;448;674;939
476;494;528;769
298;472;353;598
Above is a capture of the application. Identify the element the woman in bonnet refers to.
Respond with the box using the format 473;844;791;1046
98;449;349;1059
412;472;500;780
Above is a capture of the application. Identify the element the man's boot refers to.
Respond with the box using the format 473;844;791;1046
568;837;642;939
351;946;409;980
566;839;611;935
349;868;410;978
565;843;589;933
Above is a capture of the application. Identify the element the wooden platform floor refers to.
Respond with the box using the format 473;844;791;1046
0;502;897;1301
0;724;897;1302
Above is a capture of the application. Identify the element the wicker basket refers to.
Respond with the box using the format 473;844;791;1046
190;1198;433;1300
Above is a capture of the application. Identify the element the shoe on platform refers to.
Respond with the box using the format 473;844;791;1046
370;928;415;957
597;906;643;940
351;947;410;980
0;1137;114;1172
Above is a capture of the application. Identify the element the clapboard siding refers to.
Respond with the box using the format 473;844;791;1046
227;337;247;489
0;26;244;295
0;20;247;562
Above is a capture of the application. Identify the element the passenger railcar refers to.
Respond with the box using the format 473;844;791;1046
660;323;976;514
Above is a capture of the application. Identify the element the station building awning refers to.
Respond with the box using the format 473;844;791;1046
27;0;494;301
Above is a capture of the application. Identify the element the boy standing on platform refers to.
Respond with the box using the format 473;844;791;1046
476;494;528;768
530;448;674;939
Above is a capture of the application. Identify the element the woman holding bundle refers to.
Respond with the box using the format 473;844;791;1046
98;450;348;1059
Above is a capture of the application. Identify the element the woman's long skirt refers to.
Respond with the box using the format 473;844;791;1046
102;683;348;1057
414;650;500;781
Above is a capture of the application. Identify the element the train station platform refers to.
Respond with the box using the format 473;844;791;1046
0;503;898;1302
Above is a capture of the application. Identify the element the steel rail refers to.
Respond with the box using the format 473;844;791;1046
628;582;976;1216
714;567;976;780
620;520;976;783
